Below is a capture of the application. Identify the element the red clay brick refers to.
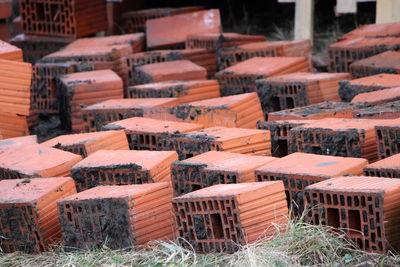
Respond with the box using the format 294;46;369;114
256;152;367;215
257;72;349;116
340;22;400;40
0;144;82;179
123;6;204;33
352;100;400;119
351;87;400;105
70;150;177;191
133;60;207;85
19;0;107;38
81;98;179;132
172;151;276;196
289;118;383;162
173;182;288;252
257;120;316;157
0;0;12;20
127;80;220;104
374;119;400;159
0;135;37;154
0;40;23;61
350;51;400;78
58;183;174;249
217;40;312;70
0;111;30;138
216;57;310;96
328;37;400;72
41;130;129;158
304;176;400;253
146;9;221;49
165;126;271;160
0;177;76;253
58;70;124;133
103;117;204;150
364;154;400;178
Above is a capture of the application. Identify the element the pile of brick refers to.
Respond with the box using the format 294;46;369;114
216;57;310;96
350;51;400;78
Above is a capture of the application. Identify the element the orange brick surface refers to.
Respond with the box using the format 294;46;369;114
0;177;76;253
0;40;23;61
0;135;37;154
351;87;400;105
340;22;400;40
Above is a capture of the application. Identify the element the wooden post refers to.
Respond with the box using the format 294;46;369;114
294;0;314;43
376;0;400;24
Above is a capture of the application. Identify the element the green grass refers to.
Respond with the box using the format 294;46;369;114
1;216;399;267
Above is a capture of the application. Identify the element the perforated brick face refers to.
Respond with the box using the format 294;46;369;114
82;109;143;133
376;125;400;159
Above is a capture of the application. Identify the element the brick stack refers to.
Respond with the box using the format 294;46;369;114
146;9;221;50
0;177;76;253
257;120;316;157
122;6;204;33
256;72;350;116
173;182;288;252
339;74;400;102
41;130;129;158
81;98;179;132
340;22;400;40
70;150;178;191
364;154;400;178
0;135;37;154
217;40;312;71
133;60;206;85
352;101;400;119
351;87;400;105
165;126;271;160
172;151;276;196
304;176;400;253
375;119;400;159
256;152;367;215
267;101;358;121
58;70;123;133
289;118;382;162
58;183;174;249
328;37;400;72
215;57;310;96
0;40;23;61
0;144;82;179
350;51;400;78
127;80;220;103
103;117;203;150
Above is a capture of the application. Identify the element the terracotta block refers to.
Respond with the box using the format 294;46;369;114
71;150;177;191
145;92;264;129
0;59;34;116
374;119;400;159
0;135;37;154
257;120;316;157
133;60;206;85
289;118;383;162
0;0;12;20
268;101;359;121
9;34;73;64
215;57;310;96
352;100;400;120
58;183;174;249
146;9;221;49
364;154;400;178
173;182;288;252
351;87;400;105
19;0;107;38
257;72;349;117
340;22;400;40
164;126;271;160
350;51;400;78
81;98;179;132
0;111;30;138
217;40;312;71
0;144;82;179
304;176;400;253
103;117;203;150
0;177;76;253
127;80;220;104
328;37;400;72
126;49;216;82
42;130;129;158
339;74;400;102
122;6;204;33
186;32;266;51
172;151;276;196
58;70;124;133
0;40;23;61
256;152;367;215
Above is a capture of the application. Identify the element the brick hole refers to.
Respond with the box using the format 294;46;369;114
378;242;383;251
319;193;324;204
377;130;383;140
340;195;345;206
333;195;339;205
371;232;376;242
375;212;380;223
354;196;360;207
327;194;332;205
271;97;281;112
356;238;363;249
327;208;340;228
347;196;352;206
314;213;320;224
377;227;381;238
348;210;362;236
210;214;224;239
286;97;294;109
276;140;288;157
